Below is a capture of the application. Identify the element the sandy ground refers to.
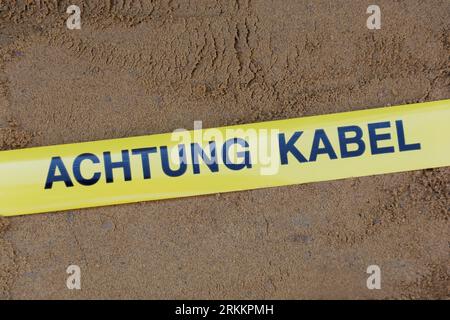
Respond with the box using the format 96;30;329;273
0;0;449;299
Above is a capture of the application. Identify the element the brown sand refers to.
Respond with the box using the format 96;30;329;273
0;0;449;299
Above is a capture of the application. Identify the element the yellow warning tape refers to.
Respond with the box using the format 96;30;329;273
1;99;449;216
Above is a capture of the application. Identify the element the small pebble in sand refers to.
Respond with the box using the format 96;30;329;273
12;50;24;57
101;220;115;231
